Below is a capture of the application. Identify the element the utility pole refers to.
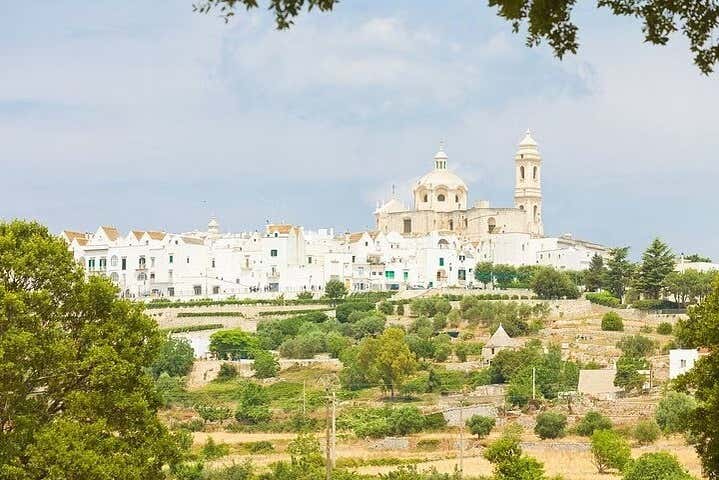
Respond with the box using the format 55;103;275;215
325;389;331;480
331;391;337;468
532;367;536;400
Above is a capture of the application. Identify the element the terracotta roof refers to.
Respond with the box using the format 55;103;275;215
267;224;294;235
147;231;166;240
368;231;381;240
181;236;204;245
100;226;120;241
76;238;88;246
63;230;87;242
348;232;366;243
131;230;145;240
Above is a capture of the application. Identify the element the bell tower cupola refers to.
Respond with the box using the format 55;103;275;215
513;130;543;236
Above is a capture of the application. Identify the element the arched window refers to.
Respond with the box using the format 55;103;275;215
488;217;497;234
110;272;119;282
519;205;525;211
520;166;525;180
449;220;454;231
533;205;538;221
423;194;428;202
138;272;146;281
455;194;459;203
110;255;118;267
437;194;446;202
533;166;537;179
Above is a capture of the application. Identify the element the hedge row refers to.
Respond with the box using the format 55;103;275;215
176;311;246;318
586;292;622;308
258;308;334;317
161;323;224;333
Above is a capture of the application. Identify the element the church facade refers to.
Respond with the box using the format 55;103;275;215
375;131;544;241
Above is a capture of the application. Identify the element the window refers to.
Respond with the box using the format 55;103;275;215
121;257;126;270
385;271;395;279
168;287;175;297
439;257;445;267
99;257;106;268
423;194;428;202
138;272;146;281
437;194;445;202
403;219;412;234
110;272;119;282
169;255;174;264
150;273;155;280
449;219;454;231
87;258;95;269
352;255;356;263
403;271;409;281
193;285;202;295
533;166;537;179
211;258;216;268
519;205;525;211
307;256;312;264
459;255;466;261
458;269;466;280
533;205;538;222
364;242;368;247
455;194;459;203
151;257;155;267
110;255;118;267
186;257;190;264
274;232;278;237
488;217;497;234
270;249;278;257
212;286;220;294
520;165;525;180
680;359;687;368
139;256;146;268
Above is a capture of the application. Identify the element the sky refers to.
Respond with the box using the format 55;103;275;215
1;0;717;260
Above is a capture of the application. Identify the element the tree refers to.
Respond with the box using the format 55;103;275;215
575;411;613;437
590;429;631;473
534;411;567;439
654;391;698;434
483;432;546;480
253;349;280;378
605;247;634;300
324;279;347;306
467;415;496;439
0;221;182;478
197;1;719;74
493;264;517;289
685;254;712;263
614;356;649;394
475;261;494;288
151;336;195;378
633;419;661;445
234;382;271;424
357;327;417;397
194;403;232;424
601;312;624;331
530;266;579;299
585;254;607;292
617;335;656;358
209;329;259;359
623;452;694;480
638;238;675;300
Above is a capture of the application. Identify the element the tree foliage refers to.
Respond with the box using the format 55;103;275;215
530;266;579;299
209;329;259;359
151;336;195;378
253;349;280;378
585;254;607;292
590;429;631;473
623;452;695;480
654;391;698;434
638;238;675;300
0;220;182;478
601;311;624;331
466;415;496;439
534;411;567;439
354;327;417;397
324;279;347;306
575;411;613;437
605;247;634;300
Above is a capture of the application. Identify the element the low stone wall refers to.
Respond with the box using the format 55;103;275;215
442;404;498;426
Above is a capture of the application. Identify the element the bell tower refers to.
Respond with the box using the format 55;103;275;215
513;130;543;236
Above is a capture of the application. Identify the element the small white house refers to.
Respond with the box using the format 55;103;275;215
669;349;699;379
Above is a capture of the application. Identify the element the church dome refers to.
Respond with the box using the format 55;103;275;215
415;144;467;191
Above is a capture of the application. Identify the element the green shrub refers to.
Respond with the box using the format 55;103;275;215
151;336;195;378
253;350;280;378
466;415;496;439
296;291;314;300
155;373;190;407
416;439;441;451
217;362;238;381
632;299;678;311
201;437;230;459
177;311;245;318
590;429;631;473
243;440;275;454
639;325;654;334
378;300;395;315
586;292;621;308
534;411;567;439
617;334;656;358
396;303;405;316
575;411;613;436
633;419;661;445
601;312;624;331
657;322;673;335
655;391;698;434
194;403;232;424
161;323;224;333
234;383;271;424
336;301;375;323
623;452;694;480
209;329;259;360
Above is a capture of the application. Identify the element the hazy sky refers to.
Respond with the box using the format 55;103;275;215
1;0;717;260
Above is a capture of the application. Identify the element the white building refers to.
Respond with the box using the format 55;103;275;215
669;349;700;379
63;131;610;297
